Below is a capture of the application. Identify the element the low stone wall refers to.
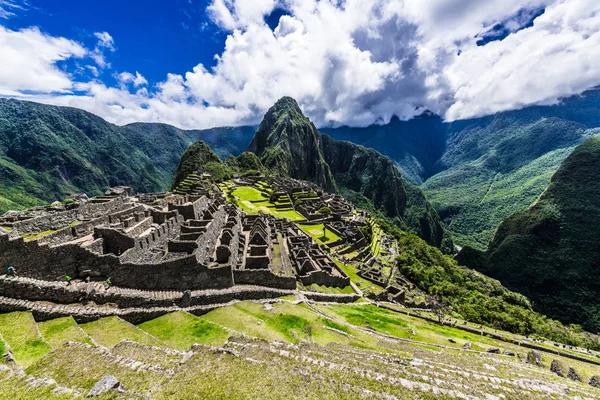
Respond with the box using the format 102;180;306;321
233;269;296;290
301;291;360;303
300;270;350;288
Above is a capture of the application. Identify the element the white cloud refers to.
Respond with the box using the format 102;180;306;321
0;26;86;94
445;0;600;120
90;31;115;68
4;0;600;129
117;71;148;87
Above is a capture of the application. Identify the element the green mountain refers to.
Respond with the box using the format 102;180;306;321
457;136;600;332
0;98;254;212
325;90;600;250
423;115;597;249
248;97;452;251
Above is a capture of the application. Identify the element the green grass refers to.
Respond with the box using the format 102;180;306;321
19;229;56;241
297;223;341;244
80;316;164;348
226;185;306;221
0;312;51;367
37;316;93;348
231;186;267;202
200;302;375;347
138;311;230;350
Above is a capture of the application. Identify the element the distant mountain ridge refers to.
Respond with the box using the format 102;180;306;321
324;90;600;249
0;98;255;212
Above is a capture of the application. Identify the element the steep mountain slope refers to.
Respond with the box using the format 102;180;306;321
322;112;447;185
423;115;597;249
248;97;451;251
458;136;600;332
0;99;254;212
248;97;335;192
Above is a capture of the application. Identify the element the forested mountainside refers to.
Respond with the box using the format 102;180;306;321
457;136;600;332
248;97;452;251
326;90;600;250
0;98;254;212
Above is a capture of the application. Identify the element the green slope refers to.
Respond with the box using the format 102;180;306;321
0;99;254;213
459;135;600;331
422;116;597;249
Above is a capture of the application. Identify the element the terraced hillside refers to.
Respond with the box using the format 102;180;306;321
1;300;600;399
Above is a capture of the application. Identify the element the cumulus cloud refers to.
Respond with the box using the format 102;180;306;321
0;26;86;95
3;0;600;128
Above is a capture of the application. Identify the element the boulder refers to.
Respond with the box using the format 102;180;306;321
567;367;582;382
589;375;600;388
550;360;566;377
463;342;472;350
448;338;456;344
486;348;500;354
503;350;515;356
526;350;543;367
87;375;126;397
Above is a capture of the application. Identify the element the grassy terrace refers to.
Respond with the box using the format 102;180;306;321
226;184;306;221
1;301;600;398
0;312;51;367
297;223;341;245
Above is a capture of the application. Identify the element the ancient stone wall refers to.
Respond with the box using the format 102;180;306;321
233;269;296;289
300;270;350;288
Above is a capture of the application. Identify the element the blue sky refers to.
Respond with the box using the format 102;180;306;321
2;0;227;87
0;0;599;129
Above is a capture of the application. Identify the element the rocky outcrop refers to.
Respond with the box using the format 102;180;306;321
248;97;335;191
550;360;566;377
87;375;126;397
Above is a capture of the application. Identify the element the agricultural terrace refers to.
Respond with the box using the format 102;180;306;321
222;182;305;222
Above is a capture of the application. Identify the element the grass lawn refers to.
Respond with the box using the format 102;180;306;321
0;312;51;367
200;301;376;348
80;316;164;348
138;311;230;350
231;186;267;202
37;316;93;348
297;223;341;244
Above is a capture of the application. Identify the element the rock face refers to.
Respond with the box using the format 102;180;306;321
550;360;566;377
87;375;126;397
248;97;452;250
248;97;335;191
458;136;600;332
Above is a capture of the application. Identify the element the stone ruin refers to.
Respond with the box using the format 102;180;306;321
0;174;365;320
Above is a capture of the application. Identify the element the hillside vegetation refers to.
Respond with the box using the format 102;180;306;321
458;135;600;332
0;99;254;212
